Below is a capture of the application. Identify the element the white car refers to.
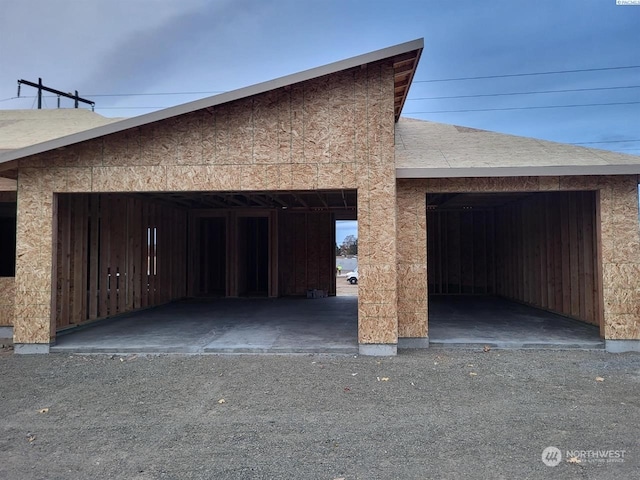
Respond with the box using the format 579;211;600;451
346;268;358;285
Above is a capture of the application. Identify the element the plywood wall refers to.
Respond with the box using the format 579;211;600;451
398;176;640;341
54;193;187;330
494;192;599;325
278;211;335;296
396;183;427;338
427;209;496;295
14;60;398;344
425;193;598;325
0;277;15;326
189;209;279;298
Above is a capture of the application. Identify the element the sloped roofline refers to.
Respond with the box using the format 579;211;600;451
0;38;424;166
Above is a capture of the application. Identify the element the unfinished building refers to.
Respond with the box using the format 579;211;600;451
1;39;639;355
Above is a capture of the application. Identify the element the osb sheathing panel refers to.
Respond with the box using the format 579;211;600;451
396;181;427;338
0;277;15;326
400;176;640;340
14;61;398;344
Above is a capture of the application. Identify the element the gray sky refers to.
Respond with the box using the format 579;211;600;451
2;0;638;244
1;0;638;154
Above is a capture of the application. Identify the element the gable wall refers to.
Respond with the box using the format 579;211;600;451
13;61;398;345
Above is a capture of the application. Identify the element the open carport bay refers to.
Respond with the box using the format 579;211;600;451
426;190;604;345
51;297;358;354
428;296;603;348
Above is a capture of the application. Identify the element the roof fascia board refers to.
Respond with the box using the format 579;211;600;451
396;164;640;178
0;39;424;165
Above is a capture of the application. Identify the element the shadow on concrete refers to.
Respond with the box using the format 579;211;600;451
428;295;603;349
52;295;603;354
52;297;358;355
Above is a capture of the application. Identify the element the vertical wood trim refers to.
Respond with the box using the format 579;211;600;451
60;196;71;327
594;190;605;337
560;197;571;314
545;194;555;311
568;193;580;317
269;210;278;297
50;194;60;337
582;192;595;324
71;195;85;324
88;196;99;319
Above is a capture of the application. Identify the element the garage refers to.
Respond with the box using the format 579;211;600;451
3;39;640;355
425;190;603;348
50;190;359;353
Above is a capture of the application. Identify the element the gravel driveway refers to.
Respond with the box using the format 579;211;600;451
0;349;638;479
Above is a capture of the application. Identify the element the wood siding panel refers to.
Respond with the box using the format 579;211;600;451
53;193;188;330
278;211;335;296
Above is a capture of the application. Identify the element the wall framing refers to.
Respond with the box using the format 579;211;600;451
396;175;640;341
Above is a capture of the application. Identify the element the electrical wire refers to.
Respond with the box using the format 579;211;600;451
405;101;640;114
413;65;640;83
570;139;640;145
407;85;640;101
84;90;226;97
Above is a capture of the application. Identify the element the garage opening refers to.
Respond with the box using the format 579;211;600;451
51;190;358;353
426;191;603;348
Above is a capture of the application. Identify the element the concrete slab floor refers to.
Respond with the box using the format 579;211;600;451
52;295;603;355
428;295;604;349
52;297;358;355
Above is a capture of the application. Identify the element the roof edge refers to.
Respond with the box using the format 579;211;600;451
0;39;424;165
396;164;640;179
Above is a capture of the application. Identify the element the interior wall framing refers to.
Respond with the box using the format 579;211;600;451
396;176;640;341
278;210;336;297
426;192;599;326
189;208;278;298
494;191;599;326
12;59;398;345
54;193;187;331
427;209;496;296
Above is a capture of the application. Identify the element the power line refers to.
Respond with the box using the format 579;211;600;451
84;90;226;97
414;65;640;83
570;139;640;145
407;85;640;101
405;101;640;114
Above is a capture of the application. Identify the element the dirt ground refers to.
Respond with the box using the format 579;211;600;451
0;349;638;479
336;277;358;296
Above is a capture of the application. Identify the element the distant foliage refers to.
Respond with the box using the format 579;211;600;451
339;235;358;256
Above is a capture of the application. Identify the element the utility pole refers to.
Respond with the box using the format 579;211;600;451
17;78;95;110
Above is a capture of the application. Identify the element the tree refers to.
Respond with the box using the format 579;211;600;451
340;235;358;256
